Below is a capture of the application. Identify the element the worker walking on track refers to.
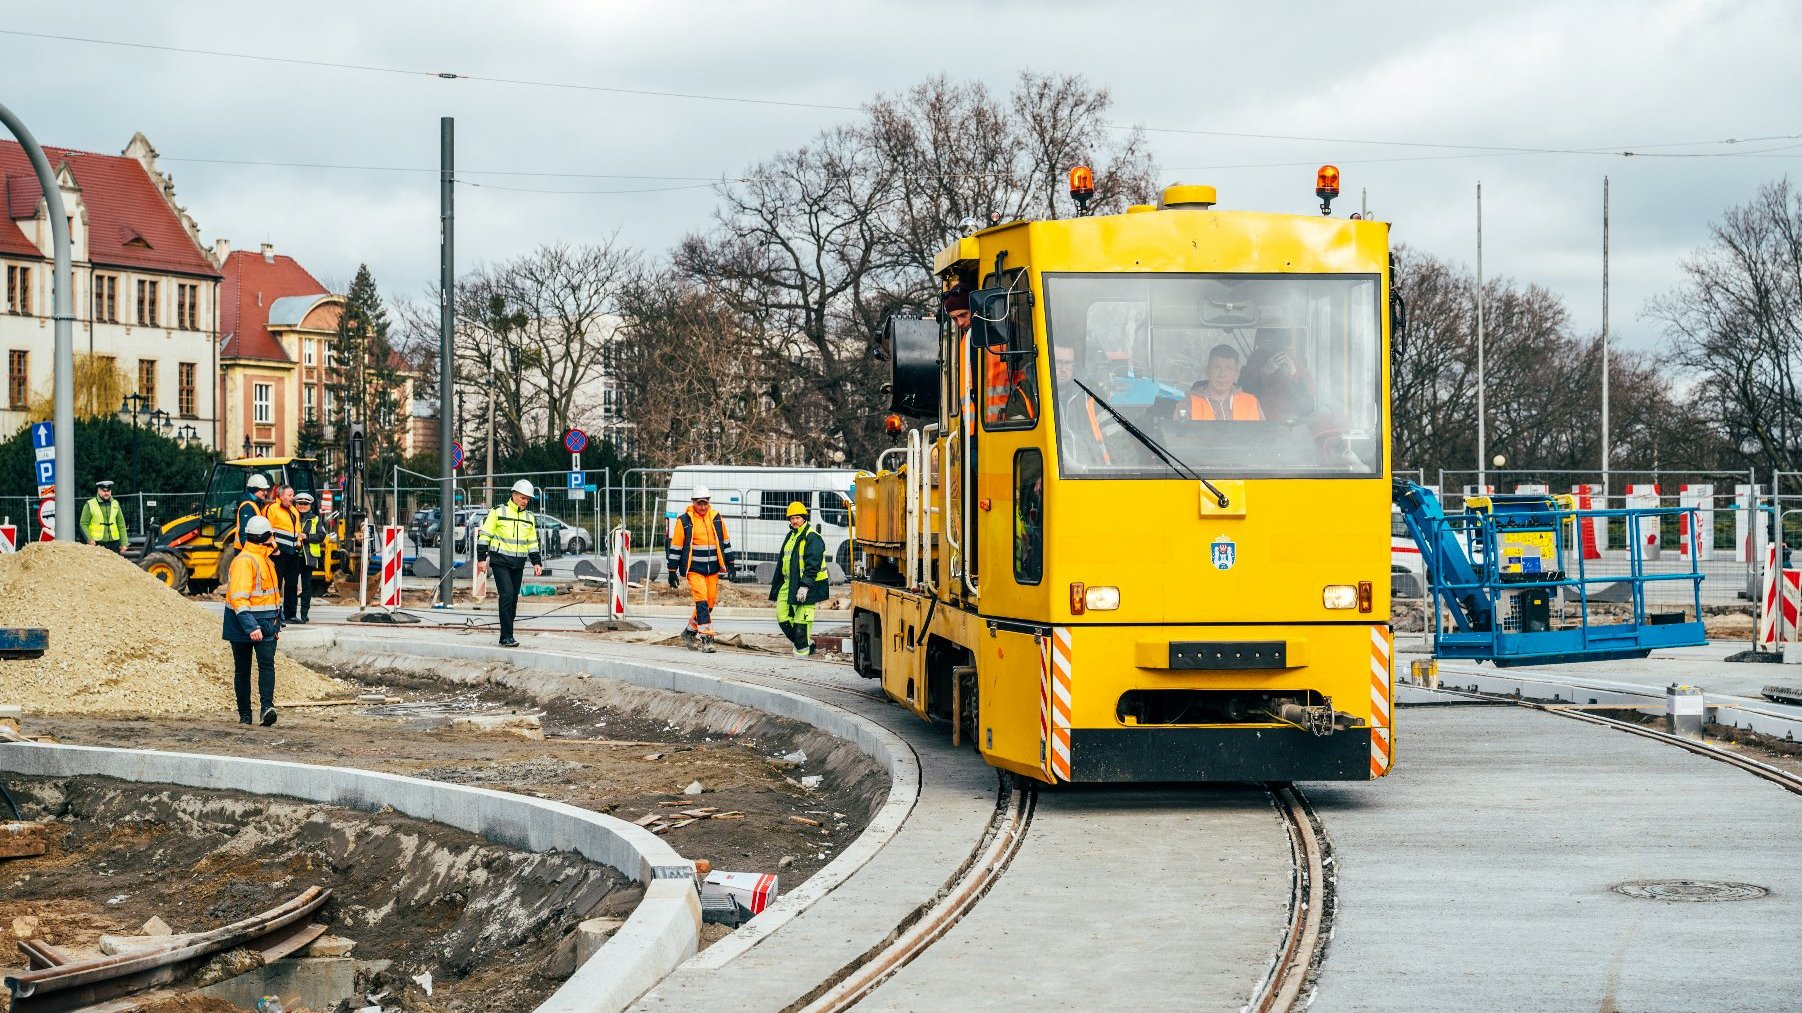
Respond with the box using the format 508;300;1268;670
293;491;329;624
476;479;543;648
222;514;282;727
666;486;734;654
79;479;127;554
261;484;304;622
236;474;272;548
769;501;829;657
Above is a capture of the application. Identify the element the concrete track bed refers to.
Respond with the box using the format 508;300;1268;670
2;774;629;1012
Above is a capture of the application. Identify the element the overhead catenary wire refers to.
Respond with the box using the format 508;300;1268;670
7;27;1798;167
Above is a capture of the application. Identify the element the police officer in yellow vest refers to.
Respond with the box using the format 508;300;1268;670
476;479;543;648
222;514;283;727
79;479;127;553
292;491;331;624
768;501;829;657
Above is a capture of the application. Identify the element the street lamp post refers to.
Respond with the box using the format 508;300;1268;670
119;394;171;535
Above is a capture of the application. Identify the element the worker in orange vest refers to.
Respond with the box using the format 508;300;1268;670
1186;343;1263;421
222;514;282;726
666;486;735;654
260;484;305;621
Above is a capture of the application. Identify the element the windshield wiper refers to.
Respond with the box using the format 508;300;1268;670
1072;378;1230;508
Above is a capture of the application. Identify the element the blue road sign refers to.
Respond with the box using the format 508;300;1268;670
450;440;465;469
568;470;585;489
563;429;588;454
30;422;52;449
35;459;56;486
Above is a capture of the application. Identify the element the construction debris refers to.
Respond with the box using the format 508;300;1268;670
0;820;47;859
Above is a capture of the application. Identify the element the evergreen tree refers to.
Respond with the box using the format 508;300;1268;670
327;265;406;470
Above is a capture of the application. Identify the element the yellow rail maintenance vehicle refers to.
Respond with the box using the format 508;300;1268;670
852;168;1398;784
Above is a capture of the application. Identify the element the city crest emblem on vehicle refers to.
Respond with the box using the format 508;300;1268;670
1210;534;1236;571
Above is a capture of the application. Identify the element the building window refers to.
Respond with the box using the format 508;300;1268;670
136;279;159;327
253;382;273;424
93;274;119;322
303;341;315;366
176;283;200;330
254;443;274;457
138;360;157;410
6;350;25;410
5;265;30;315
178;362;197;417
304;385;316;421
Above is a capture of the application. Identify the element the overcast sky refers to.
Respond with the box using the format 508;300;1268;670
5;0;1796;352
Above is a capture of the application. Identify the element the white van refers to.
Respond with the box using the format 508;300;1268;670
663;467;860;581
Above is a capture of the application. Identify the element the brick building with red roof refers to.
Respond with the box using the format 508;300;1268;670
2;133;220;452
215;240;339;460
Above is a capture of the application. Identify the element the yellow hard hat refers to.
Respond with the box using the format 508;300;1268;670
786;501;809;518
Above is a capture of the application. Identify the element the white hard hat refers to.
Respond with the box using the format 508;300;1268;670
243;515;272;537
511;479;536;498
245;474;271;490
692;485;711;500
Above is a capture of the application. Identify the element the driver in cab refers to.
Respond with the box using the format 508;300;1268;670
1185;344;1263;421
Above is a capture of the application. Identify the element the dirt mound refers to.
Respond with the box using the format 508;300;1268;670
0;542;342;716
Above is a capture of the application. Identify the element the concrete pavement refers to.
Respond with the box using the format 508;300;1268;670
1307;703;1802;1012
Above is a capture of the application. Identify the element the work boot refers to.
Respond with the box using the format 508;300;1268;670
698;635;717;654
681;628;699;650
500;638;521;648
793;645;814;658
260;707;278;727
238;715;252;726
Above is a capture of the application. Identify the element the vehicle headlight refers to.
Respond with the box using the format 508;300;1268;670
1322;584;1358;610
1084;585;1121;611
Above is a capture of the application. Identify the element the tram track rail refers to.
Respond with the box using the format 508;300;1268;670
1441;687;1802;795
785;777;1035;1013
1251;785;1331;1013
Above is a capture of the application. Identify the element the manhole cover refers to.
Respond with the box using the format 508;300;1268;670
1611;880;1769;903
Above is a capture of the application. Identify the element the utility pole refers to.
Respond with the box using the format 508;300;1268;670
0;103;75;538
1601;176;1611;503
437;116;456;607
1475;181;1487;493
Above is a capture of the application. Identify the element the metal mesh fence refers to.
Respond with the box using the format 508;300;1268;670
1428;468;1761;609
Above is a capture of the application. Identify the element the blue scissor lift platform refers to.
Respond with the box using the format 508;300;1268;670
1394;482;1707;667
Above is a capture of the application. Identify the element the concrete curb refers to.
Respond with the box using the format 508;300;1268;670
296;628;920;975
0;740;700;1013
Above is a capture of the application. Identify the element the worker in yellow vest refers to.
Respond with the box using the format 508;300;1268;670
476;480;544;648
769;501;829;657
79;479;127;553
222;514;282;727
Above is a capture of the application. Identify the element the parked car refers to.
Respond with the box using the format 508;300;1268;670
457;510;591;556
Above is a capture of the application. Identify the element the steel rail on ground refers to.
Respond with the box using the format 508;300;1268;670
5;887;331;1012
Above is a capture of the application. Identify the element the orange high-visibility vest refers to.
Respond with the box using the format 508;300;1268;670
1187;390;1263;421
983;353;1037;423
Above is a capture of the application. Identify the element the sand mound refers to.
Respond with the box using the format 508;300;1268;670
0;542;343;716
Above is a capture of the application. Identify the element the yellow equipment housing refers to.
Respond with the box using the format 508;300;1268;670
851;183;1397;783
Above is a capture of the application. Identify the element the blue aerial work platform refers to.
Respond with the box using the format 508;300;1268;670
1393;481;1707;667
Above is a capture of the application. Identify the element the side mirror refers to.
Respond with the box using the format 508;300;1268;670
968;287;1014;351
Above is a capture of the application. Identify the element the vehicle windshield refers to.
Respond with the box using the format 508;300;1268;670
1045;273;1383;478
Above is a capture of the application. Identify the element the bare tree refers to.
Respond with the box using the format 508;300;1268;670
1393;247;1719;477
611;269;788;468
1651;178;1802;473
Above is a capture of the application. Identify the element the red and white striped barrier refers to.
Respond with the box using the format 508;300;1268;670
609;527;632;618
0;522;16;554
380;525;403;611
1679;483;1713;561
1571;484;1605;560
1757;543;1801;645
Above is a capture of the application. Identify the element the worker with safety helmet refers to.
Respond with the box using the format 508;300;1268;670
261;484;305;622
235;473;274;549
222;514;283;727
476;479;543;647
293;491;331;624
666;485;734;653
769;501;829;657
79;479;127;553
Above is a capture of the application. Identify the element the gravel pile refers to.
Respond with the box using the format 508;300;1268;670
0;542;343;716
